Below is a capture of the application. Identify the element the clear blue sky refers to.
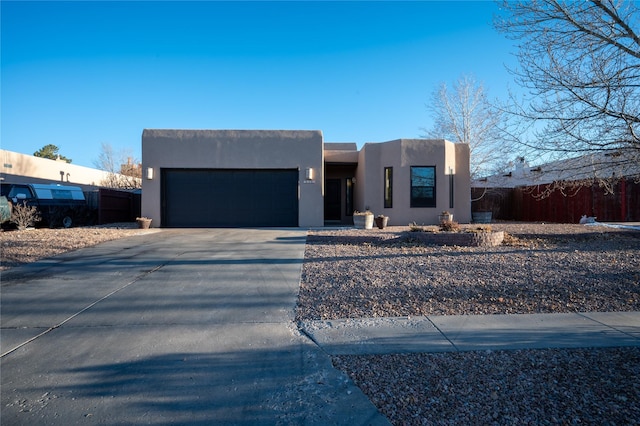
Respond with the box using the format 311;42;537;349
1;1;516;168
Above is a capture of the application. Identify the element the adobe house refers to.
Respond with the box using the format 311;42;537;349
141;129;470;227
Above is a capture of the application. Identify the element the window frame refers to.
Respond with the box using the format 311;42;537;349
410;166;436;208
449;172;454;209
345;177;354;216
384;167;393;208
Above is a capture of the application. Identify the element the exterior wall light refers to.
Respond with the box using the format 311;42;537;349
305;167;314;180
146;167;154;180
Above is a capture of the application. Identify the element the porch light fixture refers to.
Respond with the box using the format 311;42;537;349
146;167;154;180
305;167;314;180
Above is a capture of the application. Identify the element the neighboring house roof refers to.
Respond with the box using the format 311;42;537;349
0;149;137;190
473;151;640;188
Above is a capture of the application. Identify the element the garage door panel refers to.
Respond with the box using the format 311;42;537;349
163;169;298;227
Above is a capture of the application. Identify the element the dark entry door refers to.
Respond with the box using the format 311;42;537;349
324;178;341;221
162;169;299;227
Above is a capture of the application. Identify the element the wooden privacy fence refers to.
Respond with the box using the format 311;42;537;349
84;188;141;225
472;178;640;223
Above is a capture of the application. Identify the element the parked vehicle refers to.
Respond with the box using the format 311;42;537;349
2;183;90;228
0;196;11;224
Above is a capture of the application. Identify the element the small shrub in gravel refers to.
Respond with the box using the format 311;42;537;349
438;220;460;232
467;224;492;233
408;222;425;232
10;201;41;230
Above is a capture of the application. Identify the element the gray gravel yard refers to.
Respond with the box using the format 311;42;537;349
334;347;640;425
297;223;640;425
296;224;639;320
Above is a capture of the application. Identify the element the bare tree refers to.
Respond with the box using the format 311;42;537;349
93;142;141;189
495;0;640;189
422;74;511;179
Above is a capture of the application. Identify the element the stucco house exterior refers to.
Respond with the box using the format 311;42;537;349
141;129;470;227
1;149;114;190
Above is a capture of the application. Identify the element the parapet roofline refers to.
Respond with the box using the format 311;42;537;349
142;129;323;141
323;142;358;151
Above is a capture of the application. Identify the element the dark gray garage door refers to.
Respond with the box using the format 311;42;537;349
162;169;299;227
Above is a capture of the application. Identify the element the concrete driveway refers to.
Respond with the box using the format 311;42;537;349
1;228;389;425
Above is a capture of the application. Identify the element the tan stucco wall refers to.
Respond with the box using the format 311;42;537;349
141;129;324;227
454;143;471;223
1;149;112;188
323;143;359;164
355;139;471;225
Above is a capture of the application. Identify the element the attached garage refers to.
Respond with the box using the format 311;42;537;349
142;130;324;227
162;169;299;227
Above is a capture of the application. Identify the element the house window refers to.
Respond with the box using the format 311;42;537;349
449;173;454;209
410;166;436;207
345;177;354;216
384;167;393;208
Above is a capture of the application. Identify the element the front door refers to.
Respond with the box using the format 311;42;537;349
324;178;341;221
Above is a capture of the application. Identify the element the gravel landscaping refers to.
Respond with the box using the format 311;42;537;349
296;224;640;320
334;347;640;425
0;223;154;271
297;223;640;425
2;222;639;424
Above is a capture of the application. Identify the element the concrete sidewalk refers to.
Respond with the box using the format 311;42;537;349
300;311;640;355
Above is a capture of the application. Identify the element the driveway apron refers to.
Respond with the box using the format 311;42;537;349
1;229;389;425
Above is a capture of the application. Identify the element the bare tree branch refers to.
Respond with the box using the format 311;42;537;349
93;142;141;190
495;0;640;189
422;74;513;179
